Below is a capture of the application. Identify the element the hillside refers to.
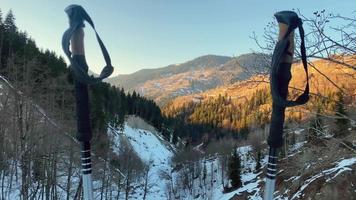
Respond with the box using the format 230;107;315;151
165;56;356;108
1;83;355;200
108;54;268;105
108;116;356;200
163;56;356;140
107;116;175;199
108;55;231;89
0;10;167;199
1;6;355;200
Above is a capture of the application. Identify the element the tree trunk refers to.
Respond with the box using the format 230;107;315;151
66;147;74;200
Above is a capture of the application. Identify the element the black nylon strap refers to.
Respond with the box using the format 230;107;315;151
270;21;309;108
62;5;114;85
268;12;310;148
73;55;92;142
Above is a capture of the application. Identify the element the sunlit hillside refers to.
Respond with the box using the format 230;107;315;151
163;56;356;135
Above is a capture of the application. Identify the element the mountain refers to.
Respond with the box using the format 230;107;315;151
107;53;269;105
108;55;231;89
163;56;356;139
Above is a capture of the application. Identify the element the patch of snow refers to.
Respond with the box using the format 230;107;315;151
284;175;301;182
291;157;356;200
216;179;262;200
153;82;162;88
123;124;173;165
294;128;305;135
289;141;307;152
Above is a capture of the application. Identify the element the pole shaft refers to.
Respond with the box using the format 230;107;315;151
81;142;93;200
264;147;278;200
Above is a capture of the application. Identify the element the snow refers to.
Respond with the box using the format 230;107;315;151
0;87;354;200
109;123;174;200
0;83;3;96
153;82;162;89
294;128;305;135
209;145;268;200
122;124;173;167
291;157;356;200
0;158;83;200
217;180;263;200
212;140;312;200
289;141;307;152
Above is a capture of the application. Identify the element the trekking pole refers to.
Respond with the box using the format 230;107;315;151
62;5;114;200
264;11;309;200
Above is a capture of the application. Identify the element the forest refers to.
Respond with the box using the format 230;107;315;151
0;9;165;199
0;7;355;200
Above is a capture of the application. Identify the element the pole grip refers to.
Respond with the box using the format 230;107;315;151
268;62;291;148
73;55;92;142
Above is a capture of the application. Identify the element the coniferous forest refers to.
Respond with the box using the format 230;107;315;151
0;10;165;199
0;6;355;200
0;9;163;141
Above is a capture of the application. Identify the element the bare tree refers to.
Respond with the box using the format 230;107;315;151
118;137;145;200
160;169;176;200
252;10;355;71
248;128;264;171
206;138;235;188
251;9;356;138
142;159;153;200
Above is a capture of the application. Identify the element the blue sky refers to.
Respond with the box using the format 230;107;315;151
1;0;355;75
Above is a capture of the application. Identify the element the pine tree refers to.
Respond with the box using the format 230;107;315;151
228;148;241;189
0;9;3;25
255;150;261;172
335;91;348;136
4;10;16;32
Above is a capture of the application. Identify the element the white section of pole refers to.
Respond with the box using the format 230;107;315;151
83;173;93;200
264;177;276;200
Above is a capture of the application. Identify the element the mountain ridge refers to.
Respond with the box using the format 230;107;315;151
107;53;269;105
107;54;232;88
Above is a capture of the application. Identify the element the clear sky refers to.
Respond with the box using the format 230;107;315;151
1;0;355;75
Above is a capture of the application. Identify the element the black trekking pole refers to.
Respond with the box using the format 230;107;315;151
62;5;114;200
264;11;309;200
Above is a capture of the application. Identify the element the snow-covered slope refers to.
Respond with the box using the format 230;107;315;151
108;121;175;200
168;139;356;200
107;118;356;200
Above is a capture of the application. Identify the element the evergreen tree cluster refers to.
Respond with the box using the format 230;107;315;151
163;89;272;143
228;148;241;189
90;84;163;133
164;86;351;144
0;9;163;139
